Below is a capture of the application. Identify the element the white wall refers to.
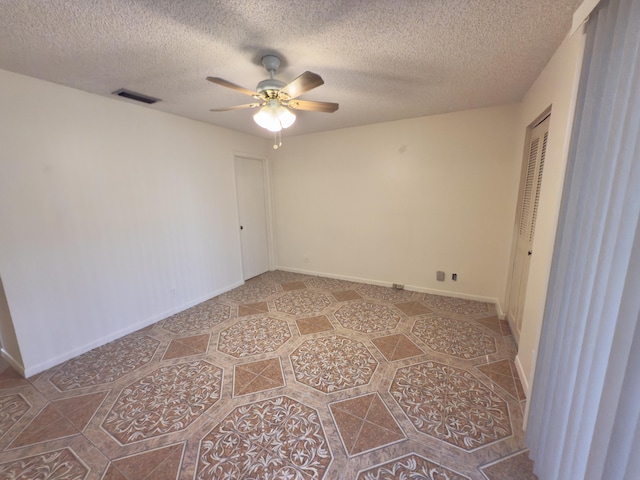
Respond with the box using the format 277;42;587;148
271;105;520;306
0;26;585;383
510;28;587;396
0;69;269;376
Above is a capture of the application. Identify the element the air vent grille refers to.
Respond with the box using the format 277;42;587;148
112;88;160;104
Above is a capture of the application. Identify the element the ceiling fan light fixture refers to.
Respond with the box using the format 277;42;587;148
207;54;337;140
253;99;296;132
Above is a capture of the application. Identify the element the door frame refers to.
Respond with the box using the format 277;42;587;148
505;108;551;344
232;152;276;280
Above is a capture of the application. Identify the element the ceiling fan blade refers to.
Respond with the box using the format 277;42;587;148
209;103;261;112
287;99;339;113
206;77;259;97
279;71;324;100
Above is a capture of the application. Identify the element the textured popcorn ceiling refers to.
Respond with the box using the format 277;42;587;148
0;0;582;137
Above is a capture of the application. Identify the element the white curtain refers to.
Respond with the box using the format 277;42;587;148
526;0;640;478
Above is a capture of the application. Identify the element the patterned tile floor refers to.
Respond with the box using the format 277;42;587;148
0;271;536;479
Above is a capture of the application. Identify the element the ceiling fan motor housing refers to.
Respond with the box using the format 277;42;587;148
257;55;285;98
256;78;285;97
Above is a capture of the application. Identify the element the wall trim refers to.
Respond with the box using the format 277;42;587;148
515;353;530;418
0;348;25;377
276;266;502;312
22;280;243;378
494;301;506;320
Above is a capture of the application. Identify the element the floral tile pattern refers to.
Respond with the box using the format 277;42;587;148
390;361;512;451
423;294;490;315
305;276;354;291
290;336;378;393
266;270;309;283
358;284;414;302
161;301;230;334
333;301;401;333
102;361;222;444
49;335;160;391
196;396;332;479
0;448;89;479
0;271;532;479
218;316;291;358
0;394;30;439
412;316;497;359
224;281;278;303
274;290;332;316
357;453;471;480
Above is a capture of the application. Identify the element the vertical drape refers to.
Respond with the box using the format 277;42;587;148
526;0;640;478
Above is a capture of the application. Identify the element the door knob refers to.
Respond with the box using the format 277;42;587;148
240;226;244;230
528;251;532;256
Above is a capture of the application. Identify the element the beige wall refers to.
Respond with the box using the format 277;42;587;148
511;28;587;396
270;105;520;306
0;69;269;376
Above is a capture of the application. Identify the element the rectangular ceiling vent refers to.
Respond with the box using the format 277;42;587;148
112;88;160;105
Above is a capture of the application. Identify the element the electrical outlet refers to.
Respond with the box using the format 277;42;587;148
437;271;445;281
303;255;309;263
170;288;176;296
452;273;457;281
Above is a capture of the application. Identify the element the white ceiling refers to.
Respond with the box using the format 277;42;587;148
0;0;583;138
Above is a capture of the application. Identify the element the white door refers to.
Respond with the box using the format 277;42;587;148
508;115;550;340
235;156;270;280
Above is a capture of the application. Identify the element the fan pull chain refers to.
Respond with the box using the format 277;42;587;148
273;130;282;149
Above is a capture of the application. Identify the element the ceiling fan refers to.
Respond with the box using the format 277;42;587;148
206;55;338;144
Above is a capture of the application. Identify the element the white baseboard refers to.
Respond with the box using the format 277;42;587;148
515;353;529;398
276;266;397;288
275;266;502;313
1;348;25;377
494;301;506;320
515;353;531;430
22;280;244;378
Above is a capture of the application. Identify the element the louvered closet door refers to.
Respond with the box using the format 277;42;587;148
508;115;550;340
